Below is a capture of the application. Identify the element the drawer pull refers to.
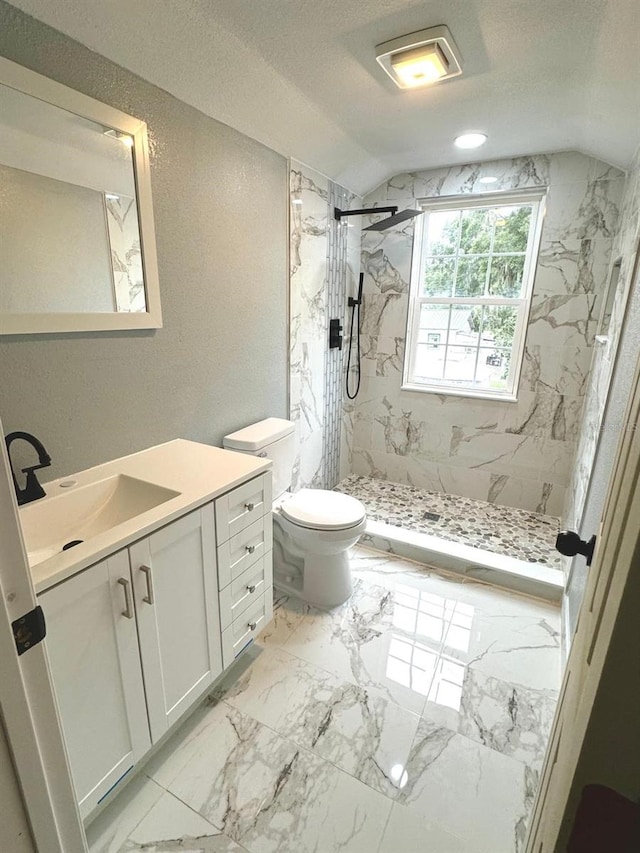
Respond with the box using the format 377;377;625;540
117;578;134;619
140;565;155;605
248;621;257;631
246;544;256;554
244;502;255;512
246;584;257;593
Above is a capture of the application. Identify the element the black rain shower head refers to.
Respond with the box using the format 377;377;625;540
363;209;423;232
334;205;423;232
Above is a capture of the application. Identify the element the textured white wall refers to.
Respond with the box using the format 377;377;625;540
350;153;625;515
0;2;288;479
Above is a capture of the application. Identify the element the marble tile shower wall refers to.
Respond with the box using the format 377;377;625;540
564;149;640;530
351;153;625;515
290;160;361;490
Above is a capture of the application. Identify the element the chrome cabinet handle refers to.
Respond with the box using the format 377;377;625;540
140;565;154;605
246;544;256;554
246;584;257;593
244;502;255;512
118;578;134;619
248;621;257;631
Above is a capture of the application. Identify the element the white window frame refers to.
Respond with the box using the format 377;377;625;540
402;189;546;402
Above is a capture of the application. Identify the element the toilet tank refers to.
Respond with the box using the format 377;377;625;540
223;418;295;499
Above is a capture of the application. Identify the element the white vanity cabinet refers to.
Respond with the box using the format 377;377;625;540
38;466;273;820
129;504;222;743
214;473;273;668
39;550;151;819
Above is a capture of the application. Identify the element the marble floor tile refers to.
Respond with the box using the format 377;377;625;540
86;775;165;853
451;576;561;622
397;718;537;853
349;545;469;599
257;589;312;648
123;791;245;851
281;578;454;715
88;545;560;853
144;704;216;790
379;803;482;853
214;644;421;798
441;599;562;692
422;665;558;771
166;701;393;853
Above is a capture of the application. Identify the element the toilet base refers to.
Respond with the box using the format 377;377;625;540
273;516;362;608
302;551;353;607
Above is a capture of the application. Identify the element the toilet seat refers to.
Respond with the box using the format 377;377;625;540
280;489;366;531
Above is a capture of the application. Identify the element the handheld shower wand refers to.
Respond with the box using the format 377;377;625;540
346;272;364;400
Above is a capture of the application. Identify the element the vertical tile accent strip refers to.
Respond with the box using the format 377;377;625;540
323;182;352;488
289;161;361;491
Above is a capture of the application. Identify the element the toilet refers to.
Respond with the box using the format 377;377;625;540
223;417;366;607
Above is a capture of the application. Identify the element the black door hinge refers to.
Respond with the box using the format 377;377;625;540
12;605;46;655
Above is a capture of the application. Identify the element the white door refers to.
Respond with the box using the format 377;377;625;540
0;424;87;852
130;505;222;742
40;552;151;819
525;303;640;846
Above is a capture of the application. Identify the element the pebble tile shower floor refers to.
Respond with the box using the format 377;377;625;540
87;546;561;853
336;475;562;567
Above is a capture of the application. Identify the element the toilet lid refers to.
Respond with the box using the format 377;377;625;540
280;489;366;531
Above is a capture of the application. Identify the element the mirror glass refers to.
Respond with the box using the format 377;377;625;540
0;82;146;317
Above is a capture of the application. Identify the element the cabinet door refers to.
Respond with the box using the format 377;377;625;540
39;552;151;819
130;504;222;742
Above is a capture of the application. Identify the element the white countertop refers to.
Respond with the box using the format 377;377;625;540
27;439;271;594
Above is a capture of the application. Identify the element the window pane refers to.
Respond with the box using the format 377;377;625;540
444;346;477;383
455;257;488;297
476;348;512;390
423;257;455;296
492;205;531;253
419;303;450;331
481;305;518;349
425;210;460;255
414;343;445;380
459;208;491;254
488;255;526;297
447;304;481;347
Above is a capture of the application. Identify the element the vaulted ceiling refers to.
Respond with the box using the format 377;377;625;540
9;0;640;193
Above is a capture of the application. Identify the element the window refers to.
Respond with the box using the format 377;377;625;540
403;191;545;400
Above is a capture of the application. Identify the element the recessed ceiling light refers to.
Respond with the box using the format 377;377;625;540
390;43;449;88
291;198;303;205
479;176;498;185
454;132;487;149
105;193;120;200
376;26;463;90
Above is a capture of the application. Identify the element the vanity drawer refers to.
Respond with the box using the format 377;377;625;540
221;589;273;669
219;553;273;631
215;474;271;543
217;515;272;589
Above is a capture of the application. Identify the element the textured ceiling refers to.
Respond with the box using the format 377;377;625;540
7;0;640;193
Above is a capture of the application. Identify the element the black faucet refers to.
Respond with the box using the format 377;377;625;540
5;432;51;506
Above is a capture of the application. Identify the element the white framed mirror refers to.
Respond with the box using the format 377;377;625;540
0;57;162;334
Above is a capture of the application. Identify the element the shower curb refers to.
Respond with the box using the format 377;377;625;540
361;519;565;602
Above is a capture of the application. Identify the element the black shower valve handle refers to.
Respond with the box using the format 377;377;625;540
329;318;343;350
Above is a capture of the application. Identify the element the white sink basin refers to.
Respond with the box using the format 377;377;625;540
20;474;181;567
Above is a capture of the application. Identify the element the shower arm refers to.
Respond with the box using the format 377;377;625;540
334;206;398;222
